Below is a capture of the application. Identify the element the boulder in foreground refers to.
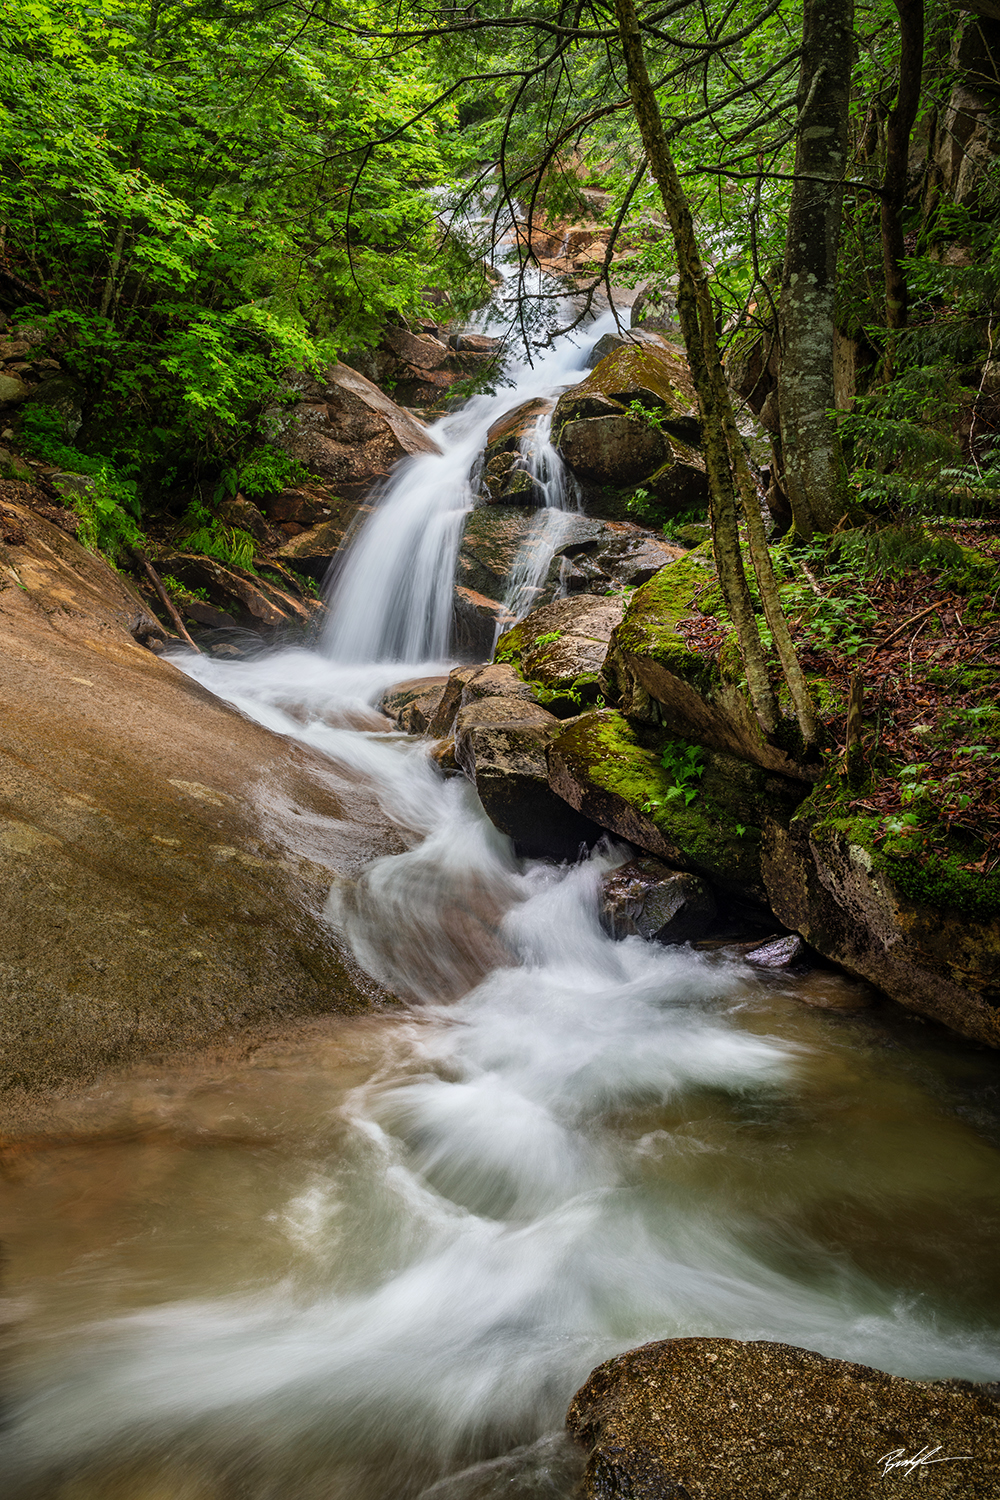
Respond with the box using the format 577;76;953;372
567;1336;1000;1499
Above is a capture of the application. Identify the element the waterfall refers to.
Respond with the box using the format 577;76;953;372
320;306;617;666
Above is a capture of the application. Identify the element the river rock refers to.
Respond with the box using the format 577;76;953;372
453;585;512;660
744;932;807;968
495;593;625;711
550;519;684;593
380;676;450;733
547;710;806;906
454;696;603;860
456;505;540;602
601;859;717;944
552;342;700;448
604;545;821;781
268;361;440;502
0;499;389;1091
762;806;1000;1048
567;1336;1000;1499
427;662;536;740
275;505;374;582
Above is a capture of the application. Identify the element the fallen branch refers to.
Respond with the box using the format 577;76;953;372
130;549;201;653
874;599;941;651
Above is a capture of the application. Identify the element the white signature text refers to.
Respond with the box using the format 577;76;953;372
878;1445;972;1480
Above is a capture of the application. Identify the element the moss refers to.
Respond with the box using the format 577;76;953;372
797;771;1000;920
614;544;721;695
555;710;803;895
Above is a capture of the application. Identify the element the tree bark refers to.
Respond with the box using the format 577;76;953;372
613;0;779;733
882;0;924;374
777;0;854;538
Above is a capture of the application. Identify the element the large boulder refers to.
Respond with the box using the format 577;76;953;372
762;791;1000;1048
547;710;806;907
161;553;317;638
567;1337;1000;1500
551;343;706;521
269;361;440;501
428;661;537;740
0;496;388;1092
552;342;700;447
454;696;604;860
605;546;821;781
496;593;626;712
456;505;540;602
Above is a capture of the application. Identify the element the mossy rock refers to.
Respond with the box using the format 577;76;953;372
551;342;699;446
495;594;624;703
609;547;821;782
762;773;1000;1048
548;709;806;904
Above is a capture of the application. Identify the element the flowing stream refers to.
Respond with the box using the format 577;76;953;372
3;312;1000;1499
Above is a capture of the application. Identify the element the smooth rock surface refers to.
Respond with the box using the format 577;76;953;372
496;593;625;706
567;1336;1000;1499
0;499;390;1091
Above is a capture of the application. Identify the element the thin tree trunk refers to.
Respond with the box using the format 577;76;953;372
613;0;779;734
777;0;854;538
882;0;924;376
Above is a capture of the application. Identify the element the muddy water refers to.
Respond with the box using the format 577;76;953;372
2;660;1000;1498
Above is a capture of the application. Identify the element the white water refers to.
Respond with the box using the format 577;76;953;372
496;409;582;638
321;302;615;663
4;313;1000;1499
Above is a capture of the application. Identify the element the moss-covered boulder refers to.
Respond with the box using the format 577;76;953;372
763;781;1000;1048
547;710;806;905
568;1337;1000;1500
606;546;820;781
552;342;699;444
495;593;625;713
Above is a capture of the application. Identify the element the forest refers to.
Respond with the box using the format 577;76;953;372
4;3;1000;1496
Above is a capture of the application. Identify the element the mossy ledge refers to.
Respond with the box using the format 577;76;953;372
547;709;806;905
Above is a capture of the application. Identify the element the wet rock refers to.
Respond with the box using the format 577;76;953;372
743;932;807;968
380;676;450;734
552;522;685;593
456;505;539;602
495;594;625;710
384;325;450;371
454;697;603;860
605;545;821;781
453;585;512;660
548;710;806;906
567;1336;1000;1499
558;411;682;487
428;661;540;741
585;326;692;371
762;809;1000;1048
601;859;717;944
428;736;460;775
269;361;440;500
481;451;545;506
0;502;387;1090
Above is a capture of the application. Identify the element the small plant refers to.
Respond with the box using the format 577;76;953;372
659;739;706;805
533;630;562;646
624;398;667;432
179;501;259;571
71;467;145;564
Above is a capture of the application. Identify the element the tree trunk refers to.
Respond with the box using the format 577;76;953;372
777;0;854;538
613;0;778;733
882;0;924;375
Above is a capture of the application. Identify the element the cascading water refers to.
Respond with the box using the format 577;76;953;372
3;301;1000;1500
321;298;616;664
495;408;582;636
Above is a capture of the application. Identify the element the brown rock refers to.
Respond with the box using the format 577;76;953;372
496;593;625;697
384;325;450;370
567;1337;1000;1499
0;504;390;1091
379;676;450;734
164;555;314;635
271;361;440;491
453;585;514;660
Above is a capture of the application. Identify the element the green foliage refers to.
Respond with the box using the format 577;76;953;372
534;630;562;646
179;502;258;571
656;739;706;807
72;469;146;563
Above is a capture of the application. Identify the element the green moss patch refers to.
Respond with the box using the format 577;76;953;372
614;545;722;695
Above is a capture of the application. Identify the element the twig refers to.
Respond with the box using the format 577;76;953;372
875;599;940;650
130;549;201;653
